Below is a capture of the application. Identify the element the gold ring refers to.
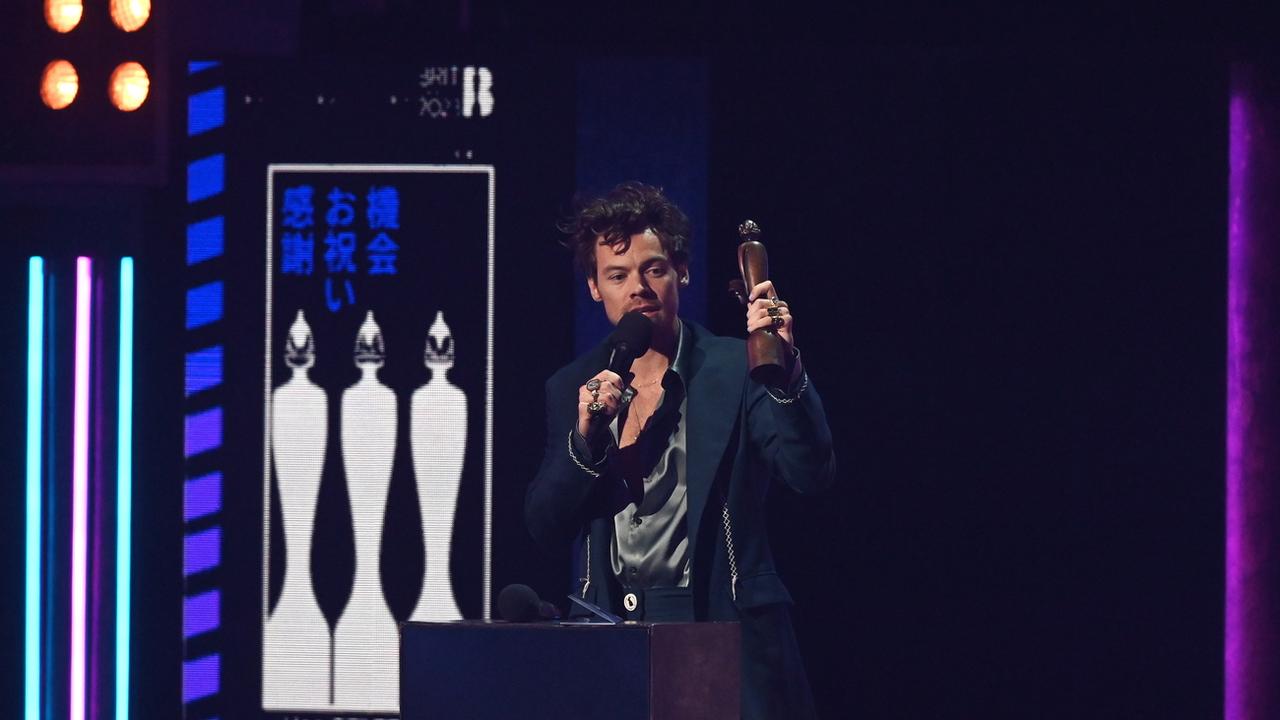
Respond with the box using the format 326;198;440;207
770;296;780;307
587;401;606;414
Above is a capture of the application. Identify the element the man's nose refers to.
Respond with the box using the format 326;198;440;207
630;273;652;295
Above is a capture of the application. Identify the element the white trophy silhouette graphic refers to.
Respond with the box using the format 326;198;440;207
263;310;331;711
409;311;467;622
332;311;400;711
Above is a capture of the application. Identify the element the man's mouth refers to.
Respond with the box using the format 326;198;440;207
634;305;660;315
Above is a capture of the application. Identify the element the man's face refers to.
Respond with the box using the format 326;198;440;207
587;229;685;333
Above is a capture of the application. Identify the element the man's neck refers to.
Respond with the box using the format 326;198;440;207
630;319;678;379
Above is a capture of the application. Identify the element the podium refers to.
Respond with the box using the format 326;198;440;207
400;620;741;720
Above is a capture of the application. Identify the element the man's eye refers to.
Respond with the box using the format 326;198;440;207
609;274;625;282
648;267;667;276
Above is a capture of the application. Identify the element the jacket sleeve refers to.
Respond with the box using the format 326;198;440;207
745;369;837;494
524;377;616;550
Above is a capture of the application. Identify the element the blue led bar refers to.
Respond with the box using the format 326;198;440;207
184;61;226;715
116;258;134;720
25;257;44;720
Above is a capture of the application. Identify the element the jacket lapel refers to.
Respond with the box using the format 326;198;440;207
682;322;744;562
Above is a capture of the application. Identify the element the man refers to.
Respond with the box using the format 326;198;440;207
525;182;836;719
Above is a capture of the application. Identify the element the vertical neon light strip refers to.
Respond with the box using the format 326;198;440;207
71;257;92;720
116;258;134;720
25;258;44;720
1224;70;1280;720
1225;90;1243;720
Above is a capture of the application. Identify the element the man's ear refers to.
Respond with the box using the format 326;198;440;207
677;264;691;287
587;275;602;302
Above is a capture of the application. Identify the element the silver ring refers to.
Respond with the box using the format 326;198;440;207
771;315;784;328
585;378;602;392
587;401;606;414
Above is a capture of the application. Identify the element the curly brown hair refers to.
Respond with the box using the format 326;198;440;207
560;182;691;278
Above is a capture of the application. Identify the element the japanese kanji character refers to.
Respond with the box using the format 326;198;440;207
324;230;358;273
282;186;315;229
366;186;401;230
280;231;314;275
367;232;399;275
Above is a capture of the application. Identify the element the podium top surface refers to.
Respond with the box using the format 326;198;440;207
403;618;740;628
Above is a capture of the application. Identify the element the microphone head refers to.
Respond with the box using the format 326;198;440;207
497;583;542;622
610;310;654;357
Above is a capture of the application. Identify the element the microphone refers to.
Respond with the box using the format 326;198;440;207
605;310;654;382
586;311;653;437
497;584;561;622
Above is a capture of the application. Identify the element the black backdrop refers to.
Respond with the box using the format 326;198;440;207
701;46;1225;717
0;39;1229;719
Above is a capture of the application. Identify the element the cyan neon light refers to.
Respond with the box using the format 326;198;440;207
187;155;226;203
25;257;44;720
116;258;134;720
71;257;92;720
189;87;226;137
186;281;224;330
187;217;224;265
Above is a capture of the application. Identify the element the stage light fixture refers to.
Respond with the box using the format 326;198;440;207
40;59;79;110
45;0;83;33
109;62;149;112
109;0;150;32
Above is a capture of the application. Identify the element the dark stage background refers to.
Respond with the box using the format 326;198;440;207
0;5;1252;717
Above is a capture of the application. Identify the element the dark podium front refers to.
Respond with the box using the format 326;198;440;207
400;620;741;720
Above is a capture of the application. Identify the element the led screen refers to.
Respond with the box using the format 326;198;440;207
262;165;494;715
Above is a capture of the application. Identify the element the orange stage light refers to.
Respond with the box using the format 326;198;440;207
45;0;84;33
41;60;80;110
109;62;150;112
110;0;151;32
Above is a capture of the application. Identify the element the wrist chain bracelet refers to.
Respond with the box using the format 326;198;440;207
567;431;602;477
765;370;808;405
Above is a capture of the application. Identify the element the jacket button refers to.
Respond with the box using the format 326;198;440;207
623;592;638;612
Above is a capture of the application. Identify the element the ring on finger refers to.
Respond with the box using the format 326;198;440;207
586;378;601;392
771;315;785;328
770;296;780;307
766;306;782;318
